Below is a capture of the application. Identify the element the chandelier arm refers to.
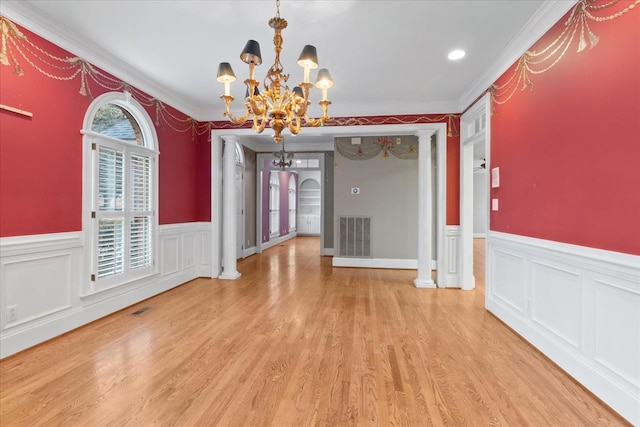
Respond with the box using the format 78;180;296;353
294;82;313;117
288;115;302;135
252;111;268;134
248;95;267;117
303;100;332;126
303;117;323;127
220;95;251;125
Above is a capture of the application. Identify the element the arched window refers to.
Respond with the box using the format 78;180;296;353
82;92;159;292
269;171;280;237
288;175;296;232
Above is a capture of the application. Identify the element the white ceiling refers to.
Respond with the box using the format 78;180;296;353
3;0;575;150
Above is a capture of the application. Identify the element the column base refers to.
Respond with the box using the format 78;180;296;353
413;278;436;288
219;271;241;280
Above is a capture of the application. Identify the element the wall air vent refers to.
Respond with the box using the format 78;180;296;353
338;216;372;258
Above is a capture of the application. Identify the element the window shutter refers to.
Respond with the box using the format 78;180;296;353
98;147;124;212
97;146;125;278
129;153;152;269
97;218;124;277
130;154;151;212
130;216;151;269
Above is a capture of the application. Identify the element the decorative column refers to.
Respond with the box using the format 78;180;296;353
219;136;241;280
414;129;436;288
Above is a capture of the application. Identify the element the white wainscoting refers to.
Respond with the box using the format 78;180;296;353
486;231;640;425
0;222;211;359
443;226;461;287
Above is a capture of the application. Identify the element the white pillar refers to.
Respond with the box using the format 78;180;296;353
219;136;241;280
414;129;436;288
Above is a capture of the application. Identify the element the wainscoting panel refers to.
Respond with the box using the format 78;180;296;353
486;231;640;425
593;278;640;388
3;253;73;329
444;226;460;287
182;234;197;270
161;236;180;276
491;249;527;313
198;231;212;277
0;222;211;359
531;261;582;348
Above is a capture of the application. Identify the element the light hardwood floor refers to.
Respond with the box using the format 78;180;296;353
0;237;629;426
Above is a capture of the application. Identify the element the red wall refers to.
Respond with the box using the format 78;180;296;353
490;8;640;255
196;132;212;222
446;120;460;225
0;24;207;237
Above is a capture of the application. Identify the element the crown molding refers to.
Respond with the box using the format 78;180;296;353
1;0;201;119
457;0;578;112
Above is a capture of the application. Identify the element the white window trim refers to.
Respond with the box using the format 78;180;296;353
81;92;159;296
288;175;296;232
269;171;280;238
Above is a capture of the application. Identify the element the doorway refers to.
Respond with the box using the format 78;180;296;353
460;93;491;290
211;123;448;286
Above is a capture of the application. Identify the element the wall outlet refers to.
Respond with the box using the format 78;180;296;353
7;305;17;322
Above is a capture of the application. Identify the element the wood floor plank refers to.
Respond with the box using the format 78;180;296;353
0;237;630;426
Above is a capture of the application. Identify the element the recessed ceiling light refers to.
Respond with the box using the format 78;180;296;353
448;49;466;60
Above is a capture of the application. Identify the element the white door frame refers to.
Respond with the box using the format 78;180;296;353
235;164;244;259
460;93;491;290
211;122;448;286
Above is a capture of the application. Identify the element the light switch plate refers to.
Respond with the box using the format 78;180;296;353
492;198;499;211
491;167;500;188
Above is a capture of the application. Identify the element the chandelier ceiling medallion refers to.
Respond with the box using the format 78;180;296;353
216;0;334;144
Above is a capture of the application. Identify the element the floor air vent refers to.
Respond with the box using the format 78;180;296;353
131;306;152;316
338;216;372;258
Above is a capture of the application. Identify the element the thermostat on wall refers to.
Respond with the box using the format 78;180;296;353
351;188;360;195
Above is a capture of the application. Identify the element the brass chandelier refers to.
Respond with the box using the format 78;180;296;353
216;0;333;144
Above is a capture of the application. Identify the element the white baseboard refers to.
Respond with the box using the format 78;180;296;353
322;248;335;256
261;232;296;251
486;231;640;425
332;257;417;269
242;246;257;258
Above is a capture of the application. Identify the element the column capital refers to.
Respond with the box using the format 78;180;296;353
221;135;238;144
415;129;436;141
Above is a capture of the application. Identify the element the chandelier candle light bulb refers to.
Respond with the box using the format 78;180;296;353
216;0;333;143
216;62;236;96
